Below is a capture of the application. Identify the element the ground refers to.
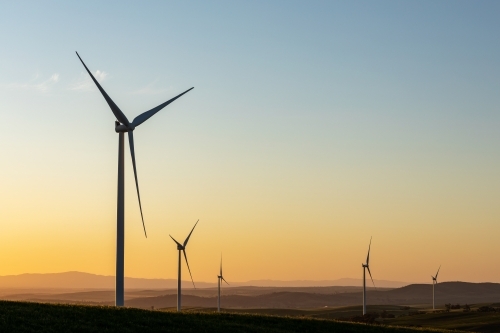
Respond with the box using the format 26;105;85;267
0;300;459;333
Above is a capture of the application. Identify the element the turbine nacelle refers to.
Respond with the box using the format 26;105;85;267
115;121;135;132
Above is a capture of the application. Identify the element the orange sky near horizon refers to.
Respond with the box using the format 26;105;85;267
1;137;499;284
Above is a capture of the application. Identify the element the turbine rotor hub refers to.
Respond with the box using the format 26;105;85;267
114;122;135;133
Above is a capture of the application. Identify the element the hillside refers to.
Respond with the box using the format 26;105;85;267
385;309;500;333
177;305;500;333
2;282;499;309
383;282;500;304
0;285;376;303
0;300;457;333
121;282;500;309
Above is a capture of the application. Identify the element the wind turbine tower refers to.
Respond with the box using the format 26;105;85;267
76;52;193;307
362;237;376;315
432;265;441;310
217;254;229;312
170;220;199;312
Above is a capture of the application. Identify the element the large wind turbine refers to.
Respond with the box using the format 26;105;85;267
362;237;375;315
170;219;199;312
432;265;441;310
217;254;229;312
76;52;193;307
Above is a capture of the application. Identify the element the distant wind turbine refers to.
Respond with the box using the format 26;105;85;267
432;265;441;310
362;237;376;315
76;52;194;307
217;254;229;312
170;220;199;312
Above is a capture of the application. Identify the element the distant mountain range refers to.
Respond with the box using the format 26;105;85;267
2;280;498;309
124;282;500;309
0;271;410;289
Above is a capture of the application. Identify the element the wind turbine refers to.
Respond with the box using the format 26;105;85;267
362;237;375;315
217;254;229;312
432;265;441;310
76;52;193;307
170;219;199;312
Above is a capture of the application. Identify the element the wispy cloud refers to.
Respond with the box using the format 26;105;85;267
2;73;60;92
69;70;108;91
132;80;173;95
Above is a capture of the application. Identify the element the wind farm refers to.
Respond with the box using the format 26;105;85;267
2;1;500;333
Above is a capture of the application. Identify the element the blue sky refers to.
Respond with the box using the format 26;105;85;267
0;1;499;282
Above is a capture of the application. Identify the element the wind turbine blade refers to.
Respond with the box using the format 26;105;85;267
222;277;229;286
128;131;146;237
220;254;223;276
435;265;441;279
366;236;372;265
169;235;182;247
75;52;130;126
183;219;199;247
131;87;194;127
183;250;196;289
367;266;376;289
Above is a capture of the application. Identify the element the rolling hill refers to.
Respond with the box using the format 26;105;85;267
120;282;500;309
1;275;499;310
0;300;460;333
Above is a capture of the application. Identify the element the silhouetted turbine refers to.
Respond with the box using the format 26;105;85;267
76;52;193;307
170;219;199;312
217;254;229;312
432;265;441;310
362;237;376;315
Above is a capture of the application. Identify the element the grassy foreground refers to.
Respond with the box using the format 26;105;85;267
177;304;500;333
385;311;500;333
171;304;421;320
0;301;461;333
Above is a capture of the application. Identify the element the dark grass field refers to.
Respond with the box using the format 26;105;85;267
384;310;500;333
167;304;500;333
0;300;457;333
164;304;421;320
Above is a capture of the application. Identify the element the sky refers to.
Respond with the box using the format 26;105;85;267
0;1;499;284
